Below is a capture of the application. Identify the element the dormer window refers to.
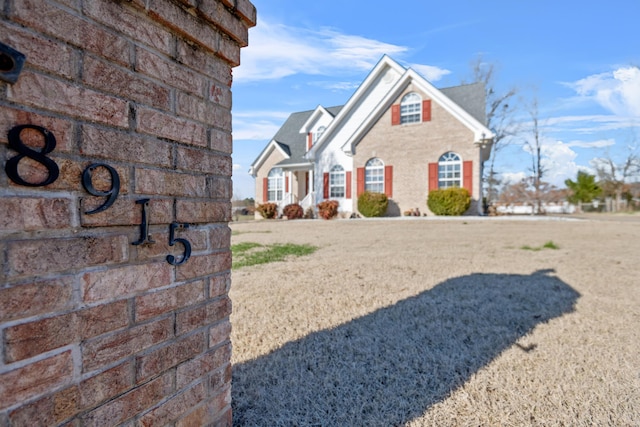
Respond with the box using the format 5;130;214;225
315;126;326;143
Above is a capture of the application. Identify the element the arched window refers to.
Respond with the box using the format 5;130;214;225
438;152;462;188
329;165;345;198
267;167;283;201
365;158;384;193
400;92;421;124
314;126;326;143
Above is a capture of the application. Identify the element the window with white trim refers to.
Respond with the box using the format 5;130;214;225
329;165;345;198
314;126;326;143
438;152;462;188
267;167;284;201
400;92;421;124
365;158;384;193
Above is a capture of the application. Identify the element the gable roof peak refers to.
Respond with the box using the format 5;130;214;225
299;105;334;134
248;139;291;176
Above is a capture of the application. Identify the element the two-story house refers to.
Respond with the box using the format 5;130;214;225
249;55;494;217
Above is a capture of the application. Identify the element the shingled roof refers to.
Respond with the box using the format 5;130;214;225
440;82;487;125
269;105;343;168
252;81;486;171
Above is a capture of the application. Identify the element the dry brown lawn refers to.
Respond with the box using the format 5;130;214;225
229;215;640;426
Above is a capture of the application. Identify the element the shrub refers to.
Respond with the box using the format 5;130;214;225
357;191;388;217
427;187;471;216
317;200;339;220
256;202;278;219
283;203;304;219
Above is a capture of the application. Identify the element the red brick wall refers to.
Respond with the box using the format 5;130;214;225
0;1;255;425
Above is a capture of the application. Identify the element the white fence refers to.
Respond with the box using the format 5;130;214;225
495;198;640;215
495;202;576;215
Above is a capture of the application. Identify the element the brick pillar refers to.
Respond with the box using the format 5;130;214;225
0;1;255;425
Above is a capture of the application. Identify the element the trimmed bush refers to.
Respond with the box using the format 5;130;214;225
256;202;278;219
427;187;471;216
357;191;388;217
283;203;304;220
317;200;339;220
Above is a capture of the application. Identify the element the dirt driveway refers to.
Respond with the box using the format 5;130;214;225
229;215;639;426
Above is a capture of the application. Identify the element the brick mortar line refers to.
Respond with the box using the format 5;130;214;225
1;223;150;242
129;45;212;102
0;343;75;374
0;100;233;155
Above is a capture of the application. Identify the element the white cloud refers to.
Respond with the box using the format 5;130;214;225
235;19;448;84
540;114;638;137
570;66;640;117
233;163;242;171
540;141;580;185
500;171;527;184
232;110;292;140
235;20;406;82
233;110;290;120
308;80;361;91
564;138;615;148
516;139;581;186
233;119;282;140
410;63;451;82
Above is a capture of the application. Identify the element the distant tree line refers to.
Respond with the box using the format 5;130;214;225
470;57;640;213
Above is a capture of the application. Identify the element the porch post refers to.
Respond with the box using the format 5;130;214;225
286;171;291;204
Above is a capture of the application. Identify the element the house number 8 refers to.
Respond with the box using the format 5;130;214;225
5;125;192;265
5;124;59;186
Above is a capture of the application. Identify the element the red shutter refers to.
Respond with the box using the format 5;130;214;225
285;173;289;193
346;171;352;199
307;133;313;150
391;104;400;125
305;172;309;194
323;172;329;199
384;165;393;198
422;100;431;122
357;167;365;196
428;163;438;192
463;161;473;195
262;177;268;202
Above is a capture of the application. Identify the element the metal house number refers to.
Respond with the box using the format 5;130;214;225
4;125;191;265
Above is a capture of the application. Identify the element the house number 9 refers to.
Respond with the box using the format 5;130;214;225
82;162;120;214
5;125;192;265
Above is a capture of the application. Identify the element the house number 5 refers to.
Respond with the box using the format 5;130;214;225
167;222;191;266
4;125;192;265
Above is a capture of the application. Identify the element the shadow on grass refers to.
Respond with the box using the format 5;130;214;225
232;269;580;426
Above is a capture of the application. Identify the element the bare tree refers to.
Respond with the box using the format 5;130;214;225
468;56;518;207
591;139;640;211
523;97;546;214
498;179;530;206
498;179;561;209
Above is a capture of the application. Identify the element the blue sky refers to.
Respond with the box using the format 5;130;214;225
231;0;640;199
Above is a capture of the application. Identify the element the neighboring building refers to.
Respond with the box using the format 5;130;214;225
249;55;494;217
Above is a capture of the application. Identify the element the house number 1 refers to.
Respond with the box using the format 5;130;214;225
4;125;191;265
